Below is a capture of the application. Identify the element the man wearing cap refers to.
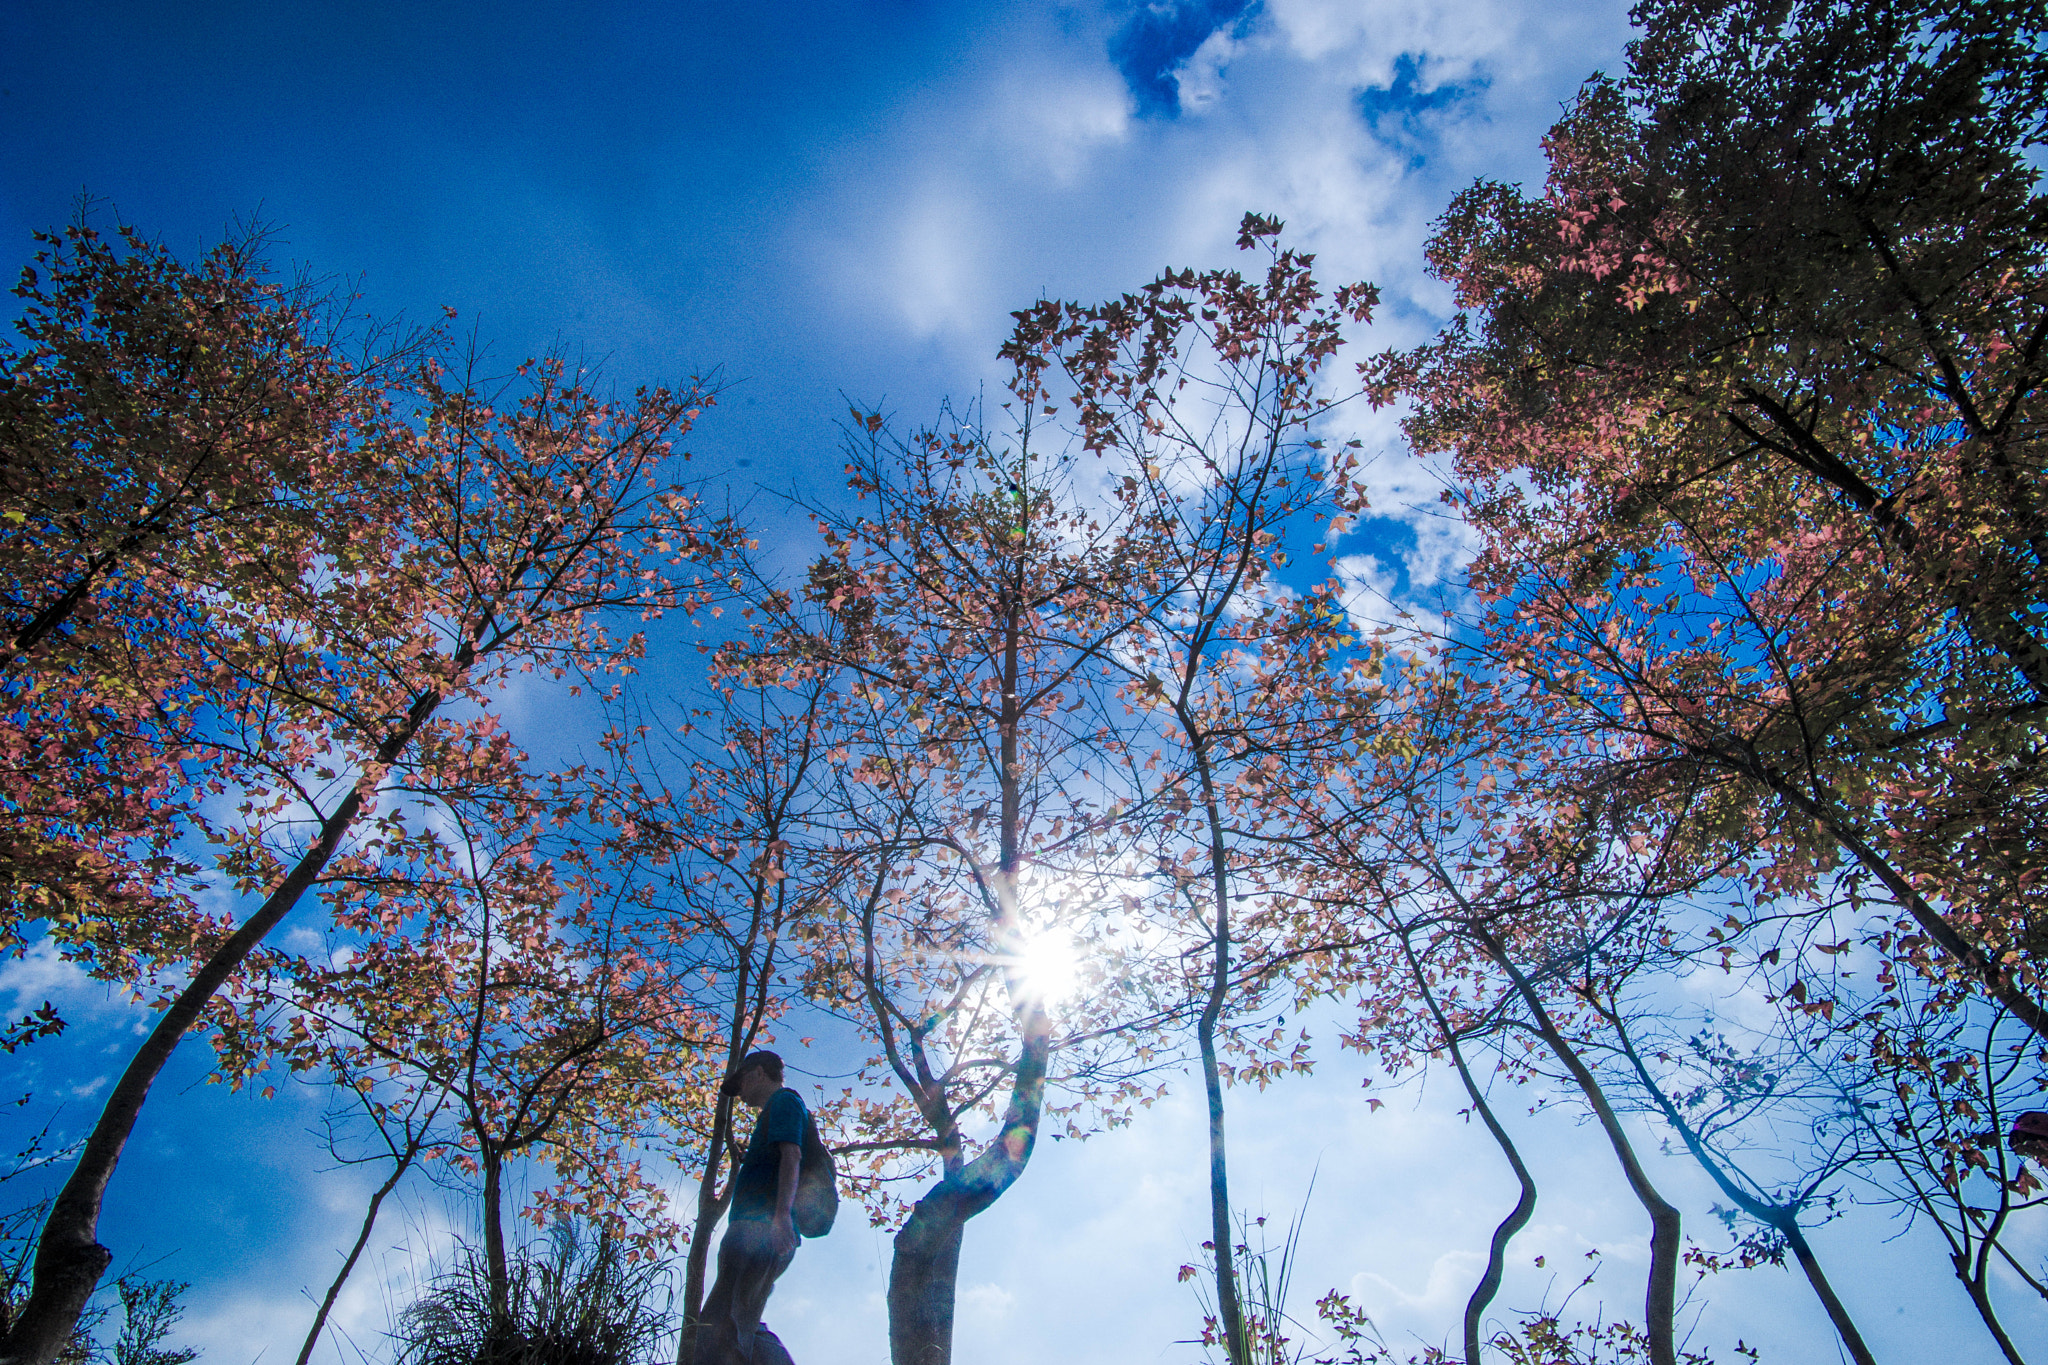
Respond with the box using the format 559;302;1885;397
699;1050;807;1365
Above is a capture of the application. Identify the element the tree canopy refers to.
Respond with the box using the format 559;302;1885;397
6;4;2048;1363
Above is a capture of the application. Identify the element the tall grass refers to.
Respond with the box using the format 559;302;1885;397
1184;1185;1319;1365
393;1223;671;1365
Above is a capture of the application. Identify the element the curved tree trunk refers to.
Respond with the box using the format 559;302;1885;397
1602;999;1877;1365
0;677;446;1365
888;1186;974;1365
884;997;1049;1365
1472;926;1681;1365
1955;1252;2029;1365
1463;1109;1538;1365
1406;940;1535;1365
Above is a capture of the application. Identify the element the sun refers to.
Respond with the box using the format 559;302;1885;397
1011;928;1080;1004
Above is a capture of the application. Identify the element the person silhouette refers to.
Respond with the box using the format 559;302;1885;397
698;1050;807;1365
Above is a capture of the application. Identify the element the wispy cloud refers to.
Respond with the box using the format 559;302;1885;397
1110;0;1264;118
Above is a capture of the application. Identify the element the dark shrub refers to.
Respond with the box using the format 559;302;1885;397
395;1224;671;1365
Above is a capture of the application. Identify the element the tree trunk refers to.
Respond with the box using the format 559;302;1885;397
0;783;377;1365
1601;993;1877;1365
1955;1253;2029;1365
1475;929;1680;1365
1193;746;1247;1365
482;1148;510;1332
678;1095;736;1365
1778;1223;1877;1365
1463;1112;1537;1365
883;989;1048;1365
881;567;1052;1365
1408;947;1535;1365
0;655;451;1365
294;1147;416;1365
1196;1011;1244;1365
1759;775;2048;1045
888;1187;973;1365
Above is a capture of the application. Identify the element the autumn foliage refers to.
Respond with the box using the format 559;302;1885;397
6;4;2048;1363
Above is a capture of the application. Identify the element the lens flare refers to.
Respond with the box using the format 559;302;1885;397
1012;929;1080;1004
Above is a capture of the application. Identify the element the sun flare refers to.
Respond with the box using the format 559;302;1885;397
1012;929;1080;1004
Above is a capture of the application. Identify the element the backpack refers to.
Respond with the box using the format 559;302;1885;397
793;1110;839;1237
2010;1111;2048;1161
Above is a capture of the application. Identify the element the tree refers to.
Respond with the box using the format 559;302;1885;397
1268;667;1699;1365
292;1055;452;1365
738;382;1171;1365
1000;211;1376;1365
0;212;410;966
104;1278;196;1365
1839;958;2047;1362
1580;971;1877;1365
589;664;844;1365
1;329;735;1365
0;214;391;668
1370;0;2048;1039
1400;930;1539;1365
275;798;705;1333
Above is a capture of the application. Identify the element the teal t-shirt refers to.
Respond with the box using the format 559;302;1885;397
730;1088;807;1223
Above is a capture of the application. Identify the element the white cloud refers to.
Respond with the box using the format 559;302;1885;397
988;66;1134;184
1266;0;1587;90
1334;550;1450;647
1349;1247;1484;1314
958;1278;1018;1322
885;183;1000;341
0;939;100;1015
1173;29;1243;115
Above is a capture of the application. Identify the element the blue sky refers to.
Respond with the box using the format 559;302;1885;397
5;2;2043;1362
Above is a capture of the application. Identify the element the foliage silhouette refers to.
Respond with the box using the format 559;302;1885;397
394;1223;671;1365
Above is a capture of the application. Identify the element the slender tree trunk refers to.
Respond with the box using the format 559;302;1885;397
0;679;446;1365
1601;996;1876;1365
1955;1252;2029;1365
1460;1087;1537;1365
482;1148;510;1332
1192;741;1247;1365
1196;1001;1242;1364
1473;928;1680;1365
681;833;783;1365
1406;941;1534;1365
881;530;1057;1365
678;1096;736;1365
1777;1223;1877;1365
293;1146;417;1365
